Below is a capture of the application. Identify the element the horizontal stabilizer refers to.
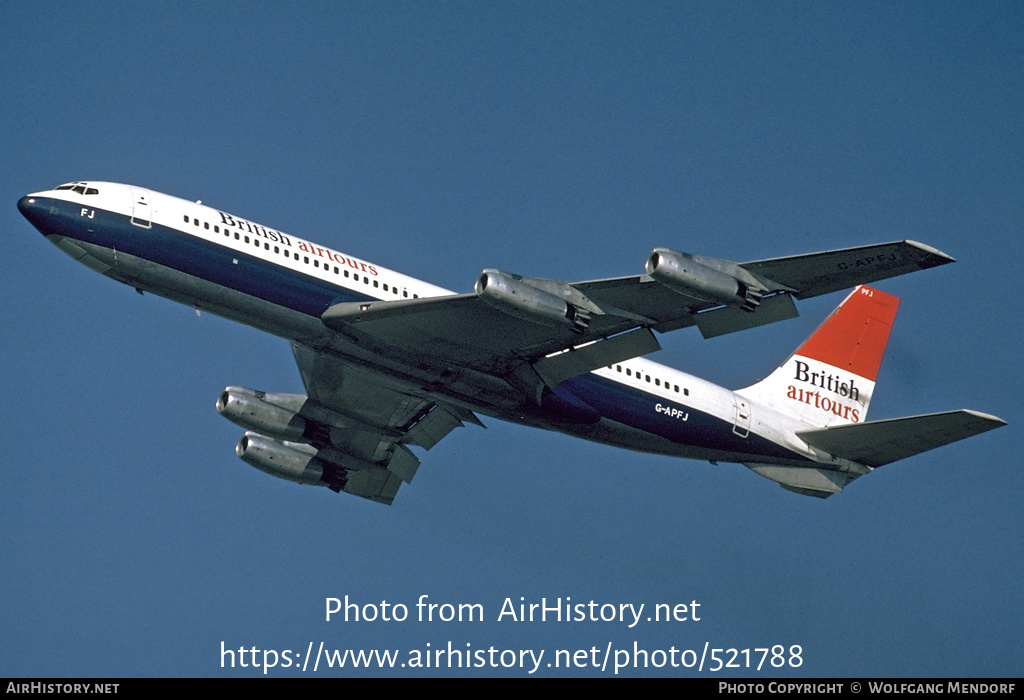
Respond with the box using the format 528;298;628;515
797;410;1006;467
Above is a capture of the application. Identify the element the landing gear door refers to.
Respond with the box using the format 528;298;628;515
129;187;152;229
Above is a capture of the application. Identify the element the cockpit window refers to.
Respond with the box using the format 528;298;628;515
54;182;98;195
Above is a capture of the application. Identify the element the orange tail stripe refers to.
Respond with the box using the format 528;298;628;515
795;286;900;382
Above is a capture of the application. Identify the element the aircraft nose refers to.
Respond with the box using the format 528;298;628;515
18;195;52;233
17;195;34;217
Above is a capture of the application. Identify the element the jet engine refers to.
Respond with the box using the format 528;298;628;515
216;387;307;442
645;248;763;312
475;269;591;332
235;432;333;487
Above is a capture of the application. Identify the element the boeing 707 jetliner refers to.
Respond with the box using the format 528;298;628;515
18;182;1005;503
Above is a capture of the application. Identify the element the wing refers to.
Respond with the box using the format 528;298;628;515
740;240;954;299
321;240;954;378
288;343;479;504
574;240;954;334
321;291;664;377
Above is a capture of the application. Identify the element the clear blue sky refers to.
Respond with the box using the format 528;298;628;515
2;1;1020;677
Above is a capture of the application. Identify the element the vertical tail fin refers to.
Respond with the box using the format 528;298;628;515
738;285;899;427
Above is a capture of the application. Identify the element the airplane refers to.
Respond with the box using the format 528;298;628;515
17;181;1005;503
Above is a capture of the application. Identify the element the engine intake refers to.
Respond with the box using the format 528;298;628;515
475;269;591;332
235;432;327;486
646;249;762;312
217;388;307;441
235;432;350;491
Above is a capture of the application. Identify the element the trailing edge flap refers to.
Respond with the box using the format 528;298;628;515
343;468;404;505
403;404;469;450
797;410;1006;467
692;293;799;338
385;444;420;483
533;328;660;387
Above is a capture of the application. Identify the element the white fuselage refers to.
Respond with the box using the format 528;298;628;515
20;182;824;469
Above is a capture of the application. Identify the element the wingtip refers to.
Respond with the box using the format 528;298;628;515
960;409;1007;428
905;240;956;267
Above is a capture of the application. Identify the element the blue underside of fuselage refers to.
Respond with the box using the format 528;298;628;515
31;197;374;318
563;373;798;461
26;196;805;464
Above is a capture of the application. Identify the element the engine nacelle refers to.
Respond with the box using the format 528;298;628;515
235;432;327;486
217;388;307;442
475;269;590;332
645;249;762;312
